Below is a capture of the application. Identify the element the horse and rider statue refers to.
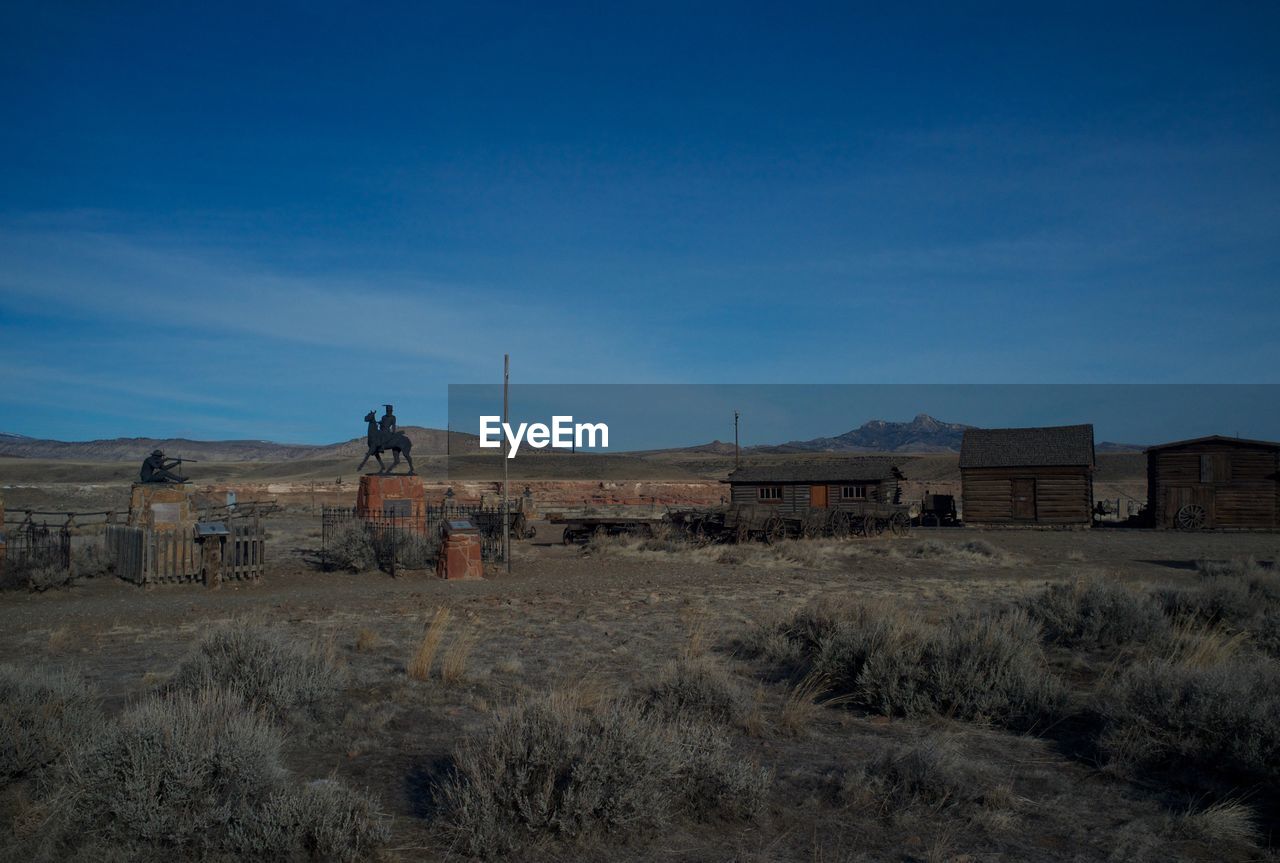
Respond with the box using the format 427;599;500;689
359;404;415;475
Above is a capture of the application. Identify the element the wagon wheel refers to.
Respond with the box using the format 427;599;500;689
734;523;752;544
691;521;712;547
764;516;788;545
857;514;876;537
561;527;575;546
1175;503;1207;531
829;511;851;539
802;511;825;539
889;512;911;537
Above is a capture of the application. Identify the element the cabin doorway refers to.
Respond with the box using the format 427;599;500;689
1011;478;1036;520
810;485;828;507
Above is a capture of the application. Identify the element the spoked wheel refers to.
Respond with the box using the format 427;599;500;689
734;523;752;544
890;512;911;536
1175;504;1207;531
829;511;851;540
858;515;876;537
764;516;788;545
561;528;576;546
802;511;825;539
691;522;711;547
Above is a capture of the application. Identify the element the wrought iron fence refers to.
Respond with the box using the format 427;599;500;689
320;502;507;573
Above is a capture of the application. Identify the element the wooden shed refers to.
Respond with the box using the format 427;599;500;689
1146;435;1280;530
960;425;1095;526
725;458;904;515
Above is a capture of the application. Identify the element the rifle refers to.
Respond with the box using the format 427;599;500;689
171;457;200;463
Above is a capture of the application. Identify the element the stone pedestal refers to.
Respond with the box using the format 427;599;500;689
436;534;483;580
128;483;194;531
356;475;426;528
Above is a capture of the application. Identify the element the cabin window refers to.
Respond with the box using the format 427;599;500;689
841;485;869;500
757;486;782;501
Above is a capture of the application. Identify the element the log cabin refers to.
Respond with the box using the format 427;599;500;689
960;425;1095;526
724;458;904;514
1146;435;1280;530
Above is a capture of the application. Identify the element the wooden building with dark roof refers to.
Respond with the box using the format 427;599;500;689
1146;435;1280;530
959;425;1095;526
724;458;904;515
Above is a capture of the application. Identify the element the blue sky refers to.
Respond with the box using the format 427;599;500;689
1;3;1278;444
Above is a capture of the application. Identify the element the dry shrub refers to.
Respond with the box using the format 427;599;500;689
325;525;376;572
749;601;1063;731
1158;558;1280;657
845;736;1012;815
643;658;745;725
71;542;113;579
1173;799;1258;846
32;689;387;861
371;528;436;570
441;629;475;686
1026;574;1167;649
436;692;769;858
858;609;1064;730
900;538;1011;565
407;607;451;681
170;622;345;716
354;628;380;652
1099;656;1280;778
0;664;101;781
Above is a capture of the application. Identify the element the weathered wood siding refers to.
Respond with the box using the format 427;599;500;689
960;466;1092;526
1148;441;1280;529
728;480;897;514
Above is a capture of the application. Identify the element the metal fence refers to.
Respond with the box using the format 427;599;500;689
320;502;507;573
3;517;71;570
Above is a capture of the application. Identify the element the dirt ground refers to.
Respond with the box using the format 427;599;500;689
2;506;1278;861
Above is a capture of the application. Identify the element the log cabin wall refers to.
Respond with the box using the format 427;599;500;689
1147;438;1280;529
728;479;897;514
960;465;1093;525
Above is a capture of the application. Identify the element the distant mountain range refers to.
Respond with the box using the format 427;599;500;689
755;413;974;453
0;415;1145;462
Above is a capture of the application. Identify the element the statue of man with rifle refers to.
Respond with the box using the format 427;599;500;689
139;449;194;484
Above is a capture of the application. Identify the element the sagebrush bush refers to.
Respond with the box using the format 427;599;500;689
859;610;1064;730
41;689;387;860
846;736;1010;814
370;528;436;569
748;602;1062;730
437;693;769;858
170;623;345;715
1099;656;1280;778
231;778;391;862
1157;558;1280;657
643;658;744;725
0;664;101;781
1027;575;1167;648
325;525;376;572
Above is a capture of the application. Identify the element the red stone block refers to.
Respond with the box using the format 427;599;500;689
356;475;427;530
436;535;483;580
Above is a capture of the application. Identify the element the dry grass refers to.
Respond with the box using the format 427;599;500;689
406;607;451;682
1173;799;1258;846
779;671;831;737
354;627;381;653
441;629;475;686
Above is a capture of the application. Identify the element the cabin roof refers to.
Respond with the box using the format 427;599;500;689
1145;434;1280;453
725;458;904;484
960;424;1095;469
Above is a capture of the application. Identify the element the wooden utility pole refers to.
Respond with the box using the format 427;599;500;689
502;354;511;574
734;410;740;469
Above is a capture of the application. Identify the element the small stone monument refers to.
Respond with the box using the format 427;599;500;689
436;518;483;580
129;449;196;531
